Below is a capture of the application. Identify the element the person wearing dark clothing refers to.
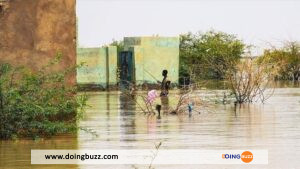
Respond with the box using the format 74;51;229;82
160;70;170;96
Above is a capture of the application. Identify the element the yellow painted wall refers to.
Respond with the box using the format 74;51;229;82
125;37;179;84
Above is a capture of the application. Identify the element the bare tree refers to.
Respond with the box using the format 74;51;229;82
226;58;275;103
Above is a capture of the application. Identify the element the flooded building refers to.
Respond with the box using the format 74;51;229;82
77;36;179;89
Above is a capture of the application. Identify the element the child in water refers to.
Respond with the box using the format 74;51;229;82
160;70;171;96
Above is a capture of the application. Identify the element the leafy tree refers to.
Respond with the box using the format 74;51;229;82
179;30;246;82
258;41;300;80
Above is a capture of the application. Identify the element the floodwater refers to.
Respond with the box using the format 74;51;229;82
1;83;300;169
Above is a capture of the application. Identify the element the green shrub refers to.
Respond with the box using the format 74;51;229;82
179;30;246;82
0;54;87;139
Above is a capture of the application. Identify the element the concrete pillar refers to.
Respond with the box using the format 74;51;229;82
107;46;118;87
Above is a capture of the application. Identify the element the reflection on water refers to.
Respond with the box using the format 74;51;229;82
1;85;300;169
0;135;78;169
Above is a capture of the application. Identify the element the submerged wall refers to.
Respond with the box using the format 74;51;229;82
0;0;76;84
125;37;179;84
77;46;117;89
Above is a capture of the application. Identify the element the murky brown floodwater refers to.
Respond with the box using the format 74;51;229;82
1;84;300;169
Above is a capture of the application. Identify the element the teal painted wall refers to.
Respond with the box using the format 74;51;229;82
76;46;117;88
125;37;179;84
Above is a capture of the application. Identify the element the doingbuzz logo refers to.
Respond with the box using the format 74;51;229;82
222;151;253;163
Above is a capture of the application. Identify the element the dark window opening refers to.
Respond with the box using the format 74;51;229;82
0;5;3;14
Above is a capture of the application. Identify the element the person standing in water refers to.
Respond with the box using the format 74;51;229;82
160;70;171;96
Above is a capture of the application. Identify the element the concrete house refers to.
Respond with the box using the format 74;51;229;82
77;36;179;89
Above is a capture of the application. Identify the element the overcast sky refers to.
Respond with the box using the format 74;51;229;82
77;0;300;54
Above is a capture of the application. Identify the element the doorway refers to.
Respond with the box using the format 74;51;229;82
119;51;134;88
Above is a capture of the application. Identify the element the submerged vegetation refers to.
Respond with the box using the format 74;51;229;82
226;59;275;103
122;88;210;115
0;54;87;140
